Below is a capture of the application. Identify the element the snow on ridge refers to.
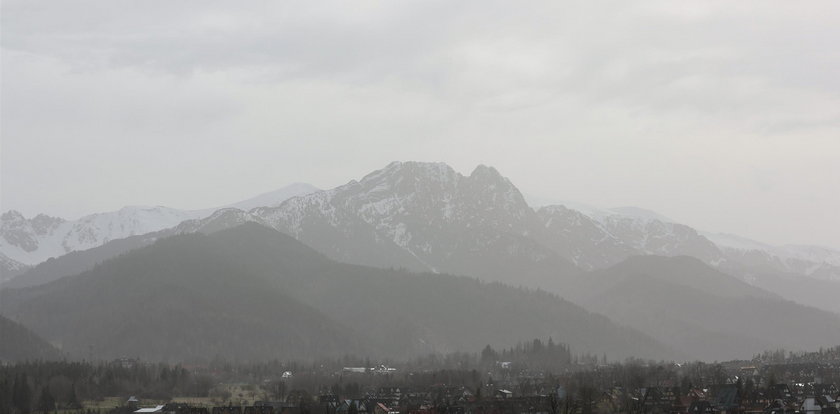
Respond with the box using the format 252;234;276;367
251;161;535;270
703;232;840;268
0;252;28;274
0;206;207;265
777;244;840;265
256;188;341;236
0;183;321;266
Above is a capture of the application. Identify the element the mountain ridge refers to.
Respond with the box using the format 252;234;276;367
0;223;676;362
559;255;840;361
5;161;839;317
0;183;319;267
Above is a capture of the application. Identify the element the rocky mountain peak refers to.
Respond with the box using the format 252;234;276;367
1;211;65;253
349;162;531;222
1;210;26;222
357;161;460;196
469;164;502;180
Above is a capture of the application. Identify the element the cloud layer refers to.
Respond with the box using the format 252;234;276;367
3;0;839;248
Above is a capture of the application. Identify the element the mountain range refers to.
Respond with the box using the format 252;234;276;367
2;161;840;362
4;163;837;289
563;255;840;361
0;223;672;362
0;183;318;270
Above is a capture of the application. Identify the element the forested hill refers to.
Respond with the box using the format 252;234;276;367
0;314;60;362
0;223;675;362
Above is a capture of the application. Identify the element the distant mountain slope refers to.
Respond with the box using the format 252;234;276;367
535;205;840;313
530;198;840;282
535;205;723;270
706;232;840;281
0;183;318;267
1;252;29;283
571;256;840;361
0;223;675;362
577;256;776;301
226;183;319;212
0;314;60;362
724;268;840;315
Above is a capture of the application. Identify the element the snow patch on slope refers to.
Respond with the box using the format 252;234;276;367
1;183;319;266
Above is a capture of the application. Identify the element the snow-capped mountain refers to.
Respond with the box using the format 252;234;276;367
703;232;840;281
535;205;722;270
531;199;840;281
0;183;318;267
6;161;838;295
176;161;840;317
0;207;206;266
177;161;832;286
250;161;572;286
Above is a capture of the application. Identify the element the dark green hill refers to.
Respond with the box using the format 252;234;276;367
0;314;60;362
0;231;363;362
0;223;675;362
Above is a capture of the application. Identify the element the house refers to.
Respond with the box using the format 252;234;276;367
378;387;405;404
763;399;796;414
128;396;141;411
710;384;741;414
740;367;760;380
336;399;368;414
769;385;792;401
115;357;139;369
802;395;840;414
811;384;839;401
688;389;708;402
135;405;166;413
495;389;512;399
687;400;714;414
802;397;823;414
374;402;397;414
640;387;678;414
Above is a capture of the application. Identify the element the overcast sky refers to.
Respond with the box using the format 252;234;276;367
2;1;839;248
